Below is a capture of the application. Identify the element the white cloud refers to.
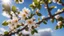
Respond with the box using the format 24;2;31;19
22;30;30;35
22;28;53;36
0;32;2;34
0;28;53;36
0;28;7;34
2;12;11;18
35;28;53;36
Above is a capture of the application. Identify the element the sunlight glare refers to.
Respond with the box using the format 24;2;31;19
2;0;11;4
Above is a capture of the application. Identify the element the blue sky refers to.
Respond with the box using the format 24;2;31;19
0;0;64;36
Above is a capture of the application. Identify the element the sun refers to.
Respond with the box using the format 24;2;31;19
2;0;11;4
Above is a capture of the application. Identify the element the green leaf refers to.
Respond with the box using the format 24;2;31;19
2;21;8;26
33;0;37;3
20;0;22;2
18;33;22;36
4;31;9;35
33;0;41;10
43;20;47;24
31;26;35;29
62;8;64;11
59;25;62;29
34;29;38;33
12;6;17;12
15;0;19;4
40;0;44;4
31;29;38;35
17;25;21;28
37;4;41;9
38;18;40;21
25;26;29;31
31;30;34;35
25;13;35;20
62;24;64;28
37;12;42;16
35;2;41;9
25;17;28;20
49;6;55;11
58;17;63;21
58;0;62;3
30;4;36;10
55;25;58;30
48;0;52;4
28;13;35;19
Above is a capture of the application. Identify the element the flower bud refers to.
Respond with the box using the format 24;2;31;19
57;21;62;26
55;15;60;20
41;16;46;20
36;9;40;14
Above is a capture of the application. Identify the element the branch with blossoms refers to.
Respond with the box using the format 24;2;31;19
1;0;64;36
3;10;64;36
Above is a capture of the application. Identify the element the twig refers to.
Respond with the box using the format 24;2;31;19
45;3;52;17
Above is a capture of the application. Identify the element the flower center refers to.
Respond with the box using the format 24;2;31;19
28;20;32;24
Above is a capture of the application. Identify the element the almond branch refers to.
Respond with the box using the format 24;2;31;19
3;10;64;36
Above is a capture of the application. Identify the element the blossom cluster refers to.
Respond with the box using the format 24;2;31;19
1;0;64;35
2;6;39;33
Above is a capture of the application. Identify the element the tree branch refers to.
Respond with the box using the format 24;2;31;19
45;3;52;17
3;10;64;36
36;11;64;24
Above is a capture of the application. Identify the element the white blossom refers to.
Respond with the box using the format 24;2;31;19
49;0;52;3
45;6;47;9
15;34;18;36
10;11;16;17
52;0;56;3
40;1;43;5
32;17;36;21
32;2;36;6
55;15;60;20
12;29;17;33
57;9;63;12
52;0;61;5
8;22;19;31
26;19;35;25
7;20;11;23
18;12;28;20
37;0;40;2
41;16;46;20
19;7;30;20
7;17;18;24
11;17;18;23
8;24;15;30
25;18;36;30
22;7;30;14
55;9;63;14
55;6;57;8
57;21;62;26
36;9;40;13
2;11;10;18
11;11;14;14
8;22;21;31
19;0;24;4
